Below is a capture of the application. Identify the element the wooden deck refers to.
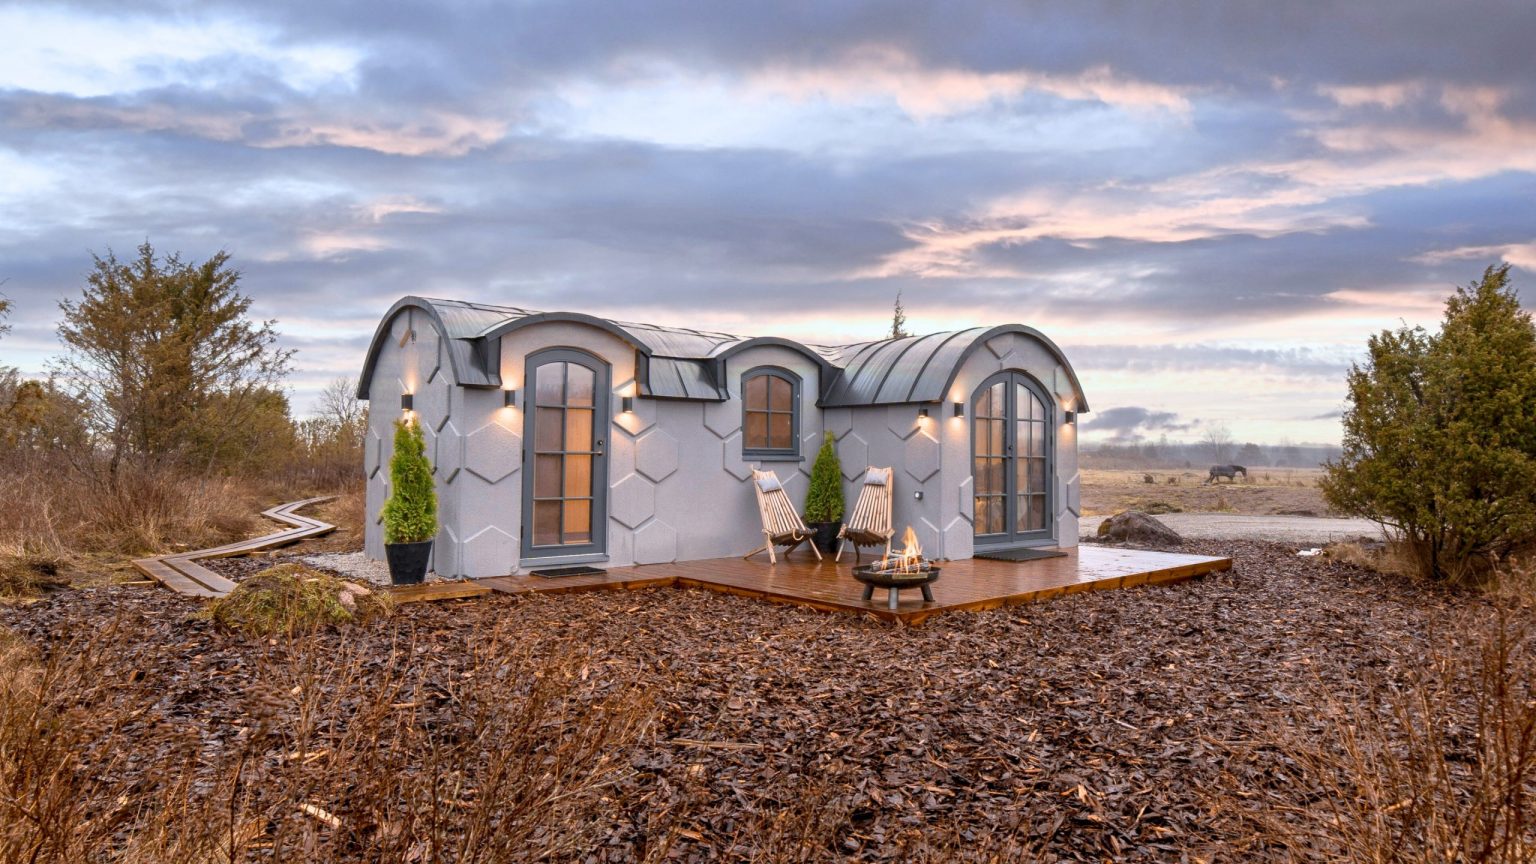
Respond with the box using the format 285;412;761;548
482;545;1231;624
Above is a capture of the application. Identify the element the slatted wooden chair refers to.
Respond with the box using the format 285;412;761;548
744;469;823;564
836;466;894;564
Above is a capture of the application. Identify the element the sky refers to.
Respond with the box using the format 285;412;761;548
2;1;1534;446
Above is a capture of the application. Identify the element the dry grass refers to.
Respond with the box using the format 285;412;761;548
0;458;263;559
1245;596;1536;862
1081;466;1328;517
204;564;391;636
0;552;67;599
0;450;364;586
0;621;657;863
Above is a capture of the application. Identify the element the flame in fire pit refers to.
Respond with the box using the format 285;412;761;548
875;526;930;574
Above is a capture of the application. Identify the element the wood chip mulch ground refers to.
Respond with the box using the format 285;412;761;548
0;540;1489;861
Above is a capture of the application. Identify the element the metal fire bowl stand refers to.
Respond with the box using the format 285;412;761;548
852;565;942;610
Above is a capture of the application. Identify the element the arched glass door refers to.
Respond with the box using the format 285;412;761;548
972;372;1053;549
522;349;609;559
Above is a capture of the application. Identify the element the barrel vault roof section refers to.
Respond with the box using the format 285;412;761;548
357;296;1089;412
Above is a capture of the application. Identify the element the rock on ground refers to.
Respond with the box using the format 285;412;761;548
1097;510;1183;546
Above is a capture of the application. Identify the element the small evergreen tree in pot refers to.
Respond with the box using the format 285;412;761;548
381;417;437;584
804;432;845;552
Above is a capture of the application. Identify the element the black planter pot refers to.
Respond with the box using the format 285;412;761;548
385;540;432;585
810;522;842;554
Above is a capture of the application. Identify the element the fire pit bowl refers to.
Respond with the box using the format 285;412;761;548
852;563;941;610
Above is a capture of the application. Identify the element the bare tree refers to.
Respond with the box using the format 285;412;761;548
317;376;365;433
1200;422;1235;463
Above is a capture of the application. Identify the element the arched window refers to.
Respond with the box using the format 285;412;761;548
741;367;800;459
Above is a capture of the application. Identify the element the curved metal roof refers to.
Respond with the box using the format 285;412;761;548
357;296;1088;411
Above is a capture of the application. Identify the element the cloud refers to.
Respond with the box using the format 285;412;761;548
1081;406;1197;442
2;0;1535;441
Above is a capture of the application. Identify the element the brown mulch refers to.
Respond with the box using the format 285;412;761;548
0;540;1481;861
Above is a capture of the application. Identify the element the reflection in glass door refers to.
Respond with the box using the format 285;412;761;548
972;372;1053;548
522;350;608;559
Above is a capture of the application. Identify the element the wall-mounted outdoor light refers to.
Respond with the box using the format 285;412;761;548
953;401;965;418
621;395;635;413
503;388;517;408
917;406;930;420
1064;410;1077;424
400;393;414;412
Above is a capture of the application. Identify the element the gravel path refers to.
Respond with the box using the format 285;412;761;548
1083;512;1386;545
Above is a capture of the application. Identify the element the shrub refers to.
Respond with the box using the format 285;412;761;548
204;564;391;636
0;553;66;599
380;417;436;544
803;431;844;523
1323;265;1536;583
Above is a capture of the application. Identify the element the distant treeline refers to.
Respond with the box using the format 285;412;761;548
1082;438;1341;470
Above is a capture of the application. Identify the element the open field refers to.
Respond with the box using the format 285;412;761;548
1080;466;1329;517
3;538;1528;862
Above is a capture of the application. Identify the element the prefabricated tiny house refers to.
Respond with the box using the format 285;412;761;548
358;297;1089;578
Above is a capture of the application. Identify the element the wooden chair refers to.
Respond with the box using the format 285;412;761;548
836;466;894;564
744;469;823;564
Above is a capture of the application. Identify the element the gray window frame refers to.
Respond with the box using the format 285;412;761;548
521;347;610;561
971;370;1055;550
740;366;802;461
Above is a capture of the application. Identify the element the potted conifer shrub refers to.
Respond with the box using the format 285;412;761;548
381;417;437;585
803;431;845;553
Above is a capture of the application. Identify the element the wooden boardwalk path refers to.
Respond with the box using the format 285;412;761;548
132;497;339;598
133;496;491;604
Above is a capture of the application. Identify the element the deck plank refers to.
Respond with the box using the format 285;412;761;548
164;557;240;595
386;581;495;604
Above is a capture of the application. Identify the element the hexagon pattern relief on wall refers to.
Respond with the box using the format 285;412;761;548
462;525;516;577
464;421;522;484
633;521;678;565
885;405;923;441
614;383;655;438
370;475;386;524
903;429;940;483
437;420;462;484
986;334;1012;359
635;428;679;482
610;475;656;529
835;430;870;479
779;471;807;503
419;422;438;475
415;377;450;429
702;399;741;439
957;475;974;523
365;427;382;477
720;433;753;481
942;516;973;560
417;333;442;387
1066;471;1081;516
822;408;852;439
916;517;942;555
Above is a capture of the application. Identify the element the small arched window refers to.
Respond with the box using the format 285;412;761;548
741;367;800;459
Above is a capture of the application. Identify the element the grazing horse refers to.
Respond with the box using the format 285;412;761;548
1207;464;1247;484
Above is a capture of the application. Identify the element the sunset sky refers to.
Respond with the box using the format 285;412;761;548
2;1;1534;446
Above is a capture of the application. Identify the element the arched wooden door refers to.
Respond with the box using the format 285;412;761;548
972;371;1054;549
521;349;609;560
